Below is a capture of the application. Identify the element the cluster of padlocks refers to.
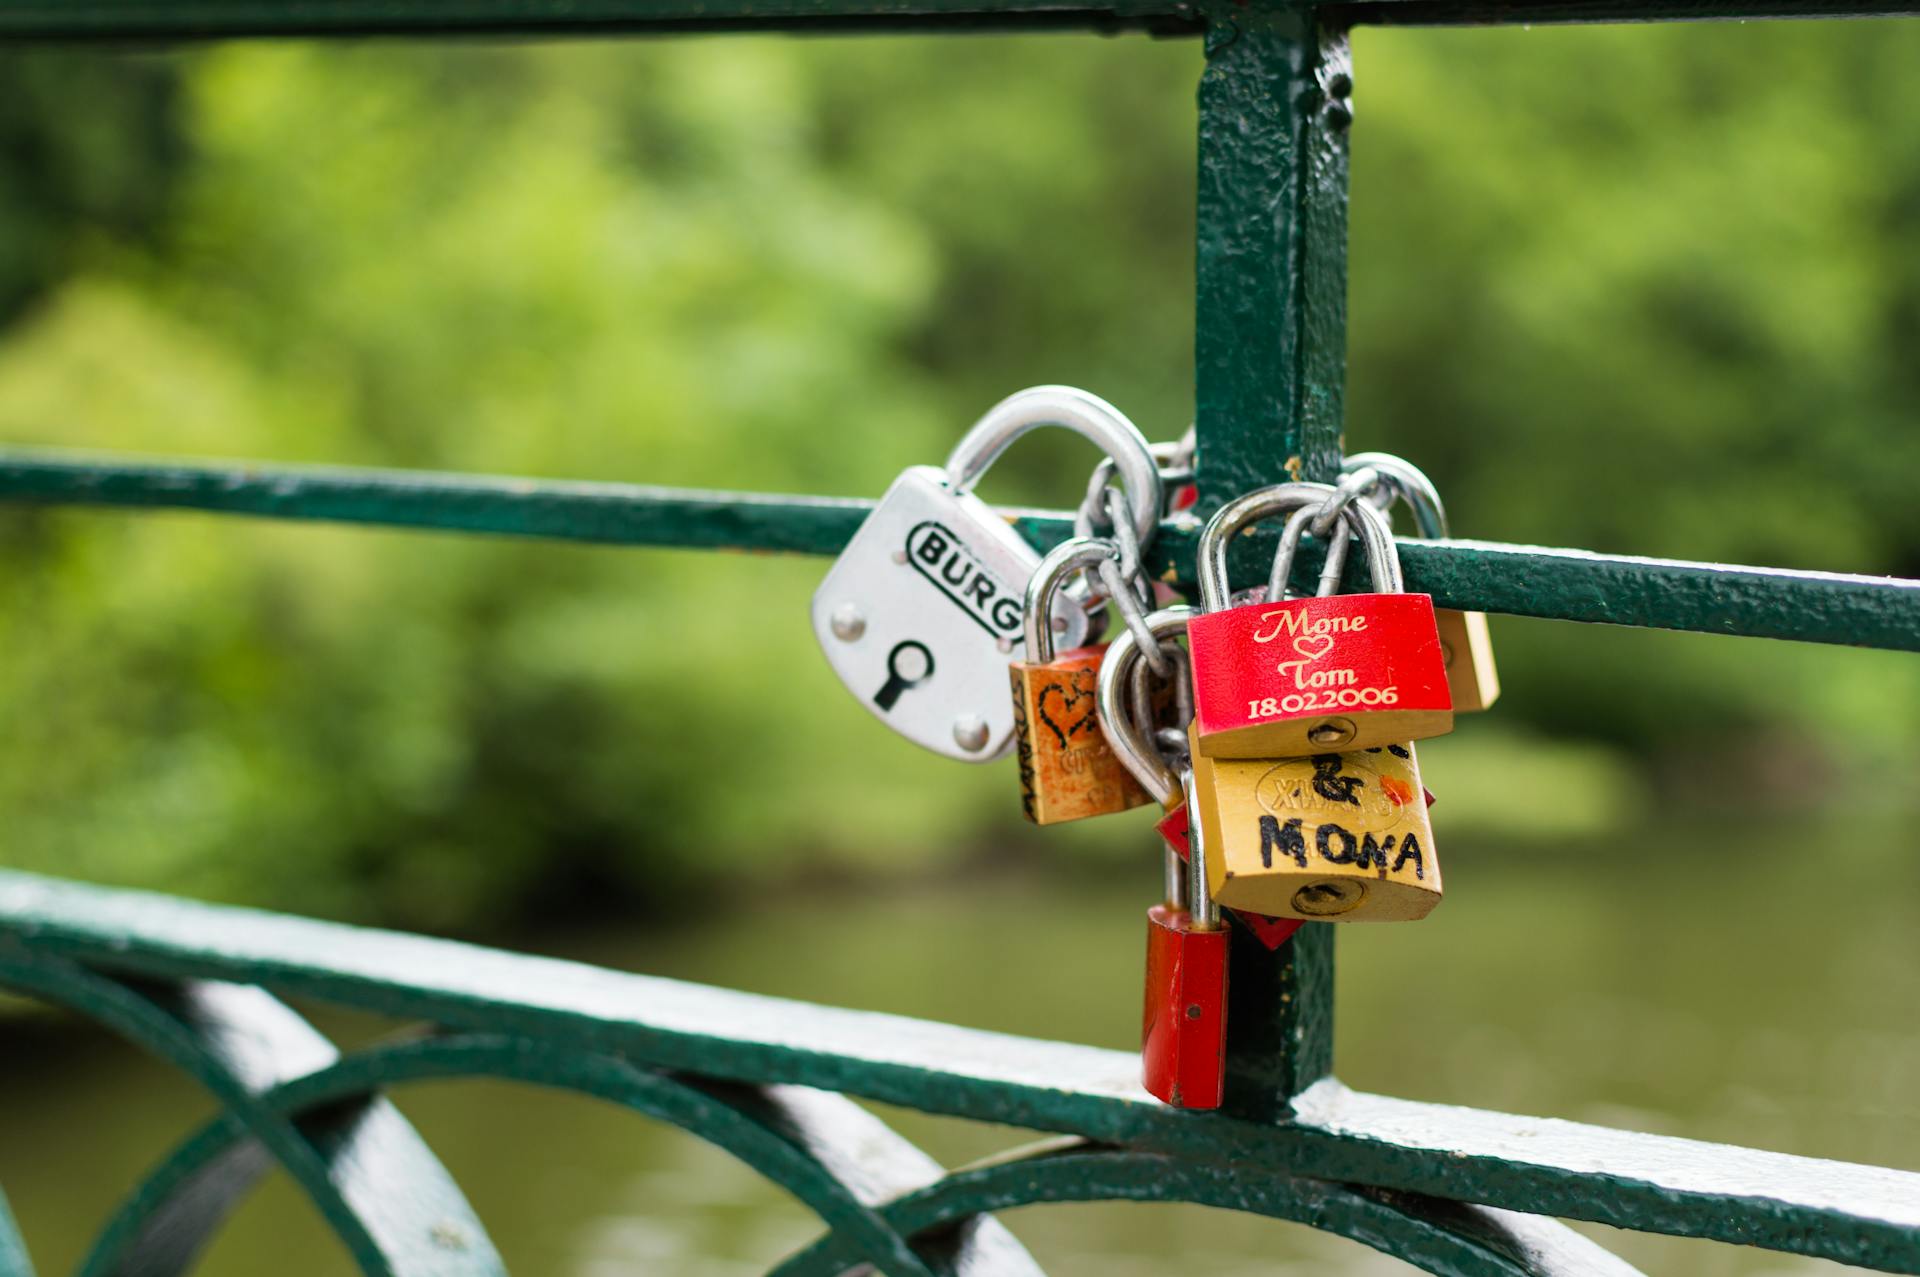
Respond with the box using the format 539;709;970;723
811;387;1498;1111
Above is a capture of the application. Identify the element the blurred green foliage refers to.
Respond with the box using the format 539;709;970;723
0;23;1917;929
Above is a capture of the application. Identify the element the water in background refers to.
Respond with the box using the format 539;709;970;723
3;813;1917;1275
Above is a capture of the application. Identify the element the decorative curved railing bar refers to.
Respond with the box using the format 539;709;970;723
4;870;1918;1274
0;949;504;1277
81;1113;286;1277
0;918;1626;1277
92;1033;1033;1277
2;450;1918;650
4;0;1915;1270
0;1190;30;1277
770;1142;1645;1277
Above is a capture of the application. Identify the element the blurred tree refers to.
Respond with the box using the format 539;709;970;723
0;37;1200;926
0;52;182;323
0;23;1917;928
1347;22;1920;752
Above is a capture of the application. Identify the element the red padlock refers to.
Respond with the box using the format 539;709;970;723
1085;602;1230;1109
1188;484;1453;759
1143;771;1229;1110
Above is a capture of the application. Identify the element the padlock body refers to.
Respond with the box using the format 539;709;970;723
1142;903;1229;1110
1438;608;1500;712
1188;725;1441;923
812;466;1091;762
1156;804;1303;951
1188;593;1452;758
1009;645;1152;825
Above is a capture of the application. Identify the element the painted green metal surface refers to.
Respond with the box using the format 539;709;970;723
1189;6;1352;1119
10;451;1918;650
3;870;1919;1273
1191;8;1349;506
0;452;876;558
0;950;502;1276
1346;0;1920;23
0;0;1915;39
91;1034;1038;1277
3;0;1918;1269
0;0;1194;39
770;1142;1646;1277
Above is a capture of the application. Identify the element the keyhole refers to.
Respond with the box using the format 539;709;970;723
873;640;935;711
1292;879;1365;916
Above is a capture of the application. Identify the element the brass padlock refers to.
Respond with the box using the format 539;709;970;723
1187;723;1441;923
1343;452;1499;712
1007;537;1153;825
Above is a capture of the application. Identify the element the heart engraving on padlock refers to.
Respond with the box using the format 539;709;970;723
1284;633;1337;666
1035;677;1099;749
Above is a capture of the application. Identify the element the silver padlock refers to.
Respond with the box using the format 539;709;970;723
812;386;1162;762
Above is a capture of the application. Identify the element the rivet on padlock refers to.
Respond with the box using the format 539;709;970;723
1096;606;1305;952
811;386;1163;762
1342;452;1500;712
1187;483;1453;759
1007;537;1155;825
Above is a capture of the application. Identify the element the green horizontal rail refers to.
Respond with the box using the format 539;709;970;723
0;452;880;556
2;868;1917;1274
0;0;1190;38
4;450;1918;651
0;0;1914;38
1345;0;1920;22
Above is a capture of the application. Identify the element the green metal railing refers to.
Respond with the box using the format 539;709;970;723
3;1;1920;1274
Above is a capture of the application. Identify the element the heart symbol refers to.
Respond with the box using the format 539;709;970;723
1293;634;1335;663
1036;675;1099;750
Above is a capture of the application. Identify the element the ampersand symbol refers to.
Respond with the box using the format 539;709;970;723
1310;754;1363;806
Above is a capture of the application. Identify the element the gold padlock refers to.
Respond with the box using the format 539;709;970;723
1343;452;1499;712
1435;606;1499;713
1187;723;1441;923
1008;537;1153;825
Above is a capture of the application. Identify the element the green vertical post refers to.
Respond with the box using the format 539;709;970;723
1191;4;1352;1120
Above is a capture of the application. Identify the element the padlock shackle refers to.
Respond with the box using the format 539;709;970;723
1096;605;1194;807
1267;503;1353;604
1178;768;1220;930
1074;439;1196;540
1022;536;1119;664
1196;482;1400;611
944;386;1163;547
1342;452;1449;540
